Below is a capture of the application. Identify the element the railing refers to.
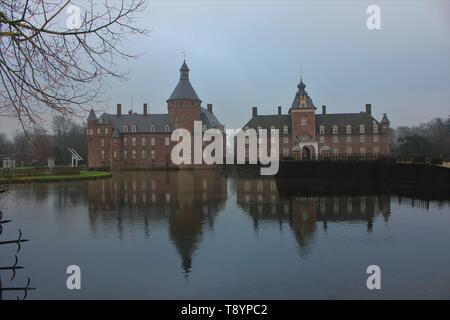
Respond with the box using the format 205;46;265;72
0;209;35;300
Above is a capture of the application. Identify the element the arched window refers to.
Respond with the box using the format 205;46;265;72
131;125;137;133
333;125;338;134
359;124;365;134
346;125;352;134
150;125;155;132
164;125;170;132
123;125;129;133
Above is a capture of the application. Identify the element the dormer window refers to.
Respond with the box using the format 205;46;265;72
283;125;288;134
333;125;338;134
373;125;378;133
131;125;137;133
360;124;365;134
123;125;129;133
346;125;352;134
150;125;155;132
165;125;170;132
319;125;325;134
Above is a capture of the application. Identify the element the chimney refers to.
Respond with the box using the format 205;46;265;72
207;103;213;113
322;105;326;115
117;103;122;116
365;103;372;115
278;106;282;116
252;107;257;118
143;103;148;116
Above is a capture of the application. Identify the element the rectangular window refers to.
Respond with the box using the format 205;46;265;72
89;129;93;135
165;137;170;146
373;126;379;134
360;135;365;143
131;150;136;159
333;126;338;134
346;126;352;134
373;134;379;142
283;148;289;157
105;128;109;135
319;126;325;134
151;137;155;146
333;147;339;155
101;150;105;159
176;115;182;122
132;137;136;146
141;149;146;160
100;138;105;147
113;151;118;159
283;137;289;144
319;136;325;143
123;137;128;146
333;136;338;144
97;128;101;135
360;147;366;155
151;150;156;159
141;137;146;146
346;136;352;143
373;146;379;154
301;117;307;126
123;150;128;159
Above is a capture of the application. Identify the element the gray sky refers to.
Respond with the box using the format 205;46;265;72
1;0;449;136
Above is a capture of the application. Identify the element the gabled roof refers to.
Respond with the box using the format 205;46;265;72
167;60;201;102
381;113;390;123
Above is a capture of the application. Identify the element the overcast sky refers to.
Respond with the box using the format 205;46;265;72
1;0;449;136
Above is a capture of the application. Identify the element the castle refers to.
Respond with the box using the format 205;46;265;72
87;61;224;170
87;62;390;169
242;77;390;159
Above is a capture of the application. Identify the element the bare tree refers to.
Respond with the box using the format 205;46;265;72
0;0;148;135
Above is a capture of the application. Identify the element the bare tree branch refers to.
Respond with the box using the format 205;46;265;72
0;0;149;136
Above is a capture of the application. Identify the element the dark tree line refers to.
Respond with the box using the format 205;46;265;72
390;116;450;158
0;115;86;166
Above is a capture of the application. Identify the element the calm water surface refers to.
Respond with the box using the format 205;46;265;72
1;170;450;299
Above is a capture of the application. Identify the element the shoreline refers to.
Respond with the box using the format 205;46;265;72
0;171;112;184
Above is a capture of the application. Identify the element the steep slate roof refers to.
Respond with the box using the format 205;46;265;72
97;113;171;133
96;107;220;134
88;108;97;121
243;112;383;134
316;113;382;134
167;61;201;102
243;115;291;131
381;113;390;123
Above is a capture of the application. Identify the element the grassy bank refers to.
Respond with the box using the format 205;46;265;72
0;170;112;184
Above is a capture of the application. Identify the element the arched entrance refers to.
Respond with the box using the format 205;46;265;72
302;146;311;160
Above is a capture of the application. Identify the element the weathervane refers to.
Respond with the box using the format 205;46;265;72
182;50;187;61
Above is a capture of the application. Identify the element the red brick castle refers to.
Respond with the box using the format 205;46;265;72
87;61;224;170
243;76;390;159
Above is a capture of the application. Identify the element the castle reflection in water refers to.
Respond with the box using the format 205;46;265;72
87;170;394;274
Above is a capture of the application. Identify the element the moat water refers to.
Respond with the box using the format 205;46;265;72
1;170;450;299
